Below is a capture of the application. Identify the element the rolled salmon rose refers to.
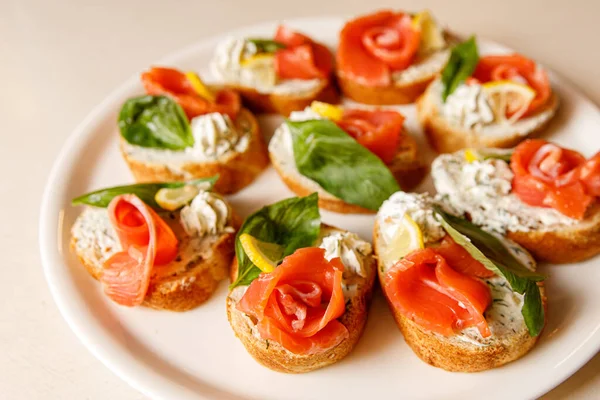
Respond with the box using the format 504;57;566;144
141;66;241;120
237;247;349;355
511;139;592;219
336;109;405;164
273;25;333;80
472;54;551;117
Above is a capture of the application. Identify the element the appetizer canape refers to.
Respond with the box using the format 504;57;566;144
119;66;269;194
432;140;600;263
418;37;559;153
70;177;239;311
336;9;453;105
269;101;426;214
210;25;338;116
374;192;546;372
227;193;376;373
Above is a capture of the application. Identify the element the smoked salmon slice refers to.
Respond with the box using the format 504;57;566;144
237;247;349;355
101;195;179;307
142;67;241;120
434;236;494;278
336;108;405;164
383;248;491;337
473;54;551;117
511;139;594;219
337;10;420;87
273;25;332;80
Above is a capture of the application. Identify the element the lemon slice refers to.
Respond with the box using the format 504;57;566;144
464;148;481;163
482;80;536;123
310;101;344;121
380;215;424;266
413;10;446;56
239;233;284;273
155;185;200;211
239;53;276;87
185;71;216;102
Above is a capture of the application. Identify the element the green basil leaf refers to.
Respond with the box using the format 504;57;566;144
434;207;545;336
478;148;514;162
118;95;194;150
287;119;400;211
441;36;479;102
230;193;321;289
71;176;218;209
246;38;286;53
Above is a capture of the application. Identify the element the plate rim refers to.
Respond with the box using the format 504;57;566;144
39;15;600;400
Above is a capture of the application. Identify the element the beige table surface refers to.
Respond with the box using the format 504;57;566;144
2;0;599;398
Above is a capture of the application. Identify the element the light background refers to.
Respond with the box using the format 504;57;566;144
2;0;599;398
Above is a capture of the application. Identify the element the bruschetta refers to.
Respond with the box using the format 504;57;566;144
118;67;269;194
373;191;546;372
210;25;338;116
269;101;426;214
70;177;239;311
432;140;600;263
418;37;559;153
226;193;376;373
336;9;454;105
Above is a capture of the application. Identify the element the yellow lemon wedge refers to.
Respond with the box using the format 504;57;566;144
464;148;481;163
380;214;424;266
239;233;284;273
155;185;200;211
482;80;536;123
185;71;216;102
413;10;446;56
239;53;277;87
310;101;344;121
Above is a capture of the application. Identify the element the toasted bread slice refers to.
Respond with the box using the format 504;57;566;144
373;219;544;372
228;78;339;117
71;207;239;311
269;127;427;214
120;108;269;194
226;225;376;373
432;150;600;264
417;80;559;154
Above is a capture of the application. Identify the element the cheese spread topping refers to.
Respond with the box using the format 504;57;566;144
443;83;495;129
180;191;233;237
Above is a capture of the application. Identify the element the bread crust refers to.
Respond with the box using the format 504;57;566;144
270;132;427;214
417;85;560;154
120;108;269;194
226;225;376;373
227;78;339;117
373;219;544;372
506;203;600;263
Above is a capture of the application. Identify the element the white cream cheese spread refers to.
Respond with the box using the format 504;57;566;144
210;37;322;95
392;49;450;84
432;151;577;233
180;191;233;237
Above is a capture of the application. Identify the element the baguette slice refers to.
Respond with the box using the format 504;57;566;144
120;108;269;194
228;78;340;117
373;219;544;372
269;129;427;214
417;80;559;154
71;207;240;311
226;225;376;373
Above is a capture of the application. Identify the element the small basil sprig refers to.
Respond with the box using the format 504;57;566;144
231;193;321;289
287;119;400;211
246;38;286;53
118;95;194;150
434;207;545;336
71;176;217;209
441;36;479;101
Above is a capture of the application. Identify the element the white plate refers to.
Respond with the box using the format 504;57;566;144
40;16;600;400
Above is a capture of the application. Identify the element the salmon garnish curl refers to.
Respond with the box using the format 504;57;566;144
141;67;241;120
383;248;492;337
337;108;405;164
101;195;179;307
511;139;595;219
237;247;349;355
337;10;420;87
273;25;333;80
434;236;494;278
